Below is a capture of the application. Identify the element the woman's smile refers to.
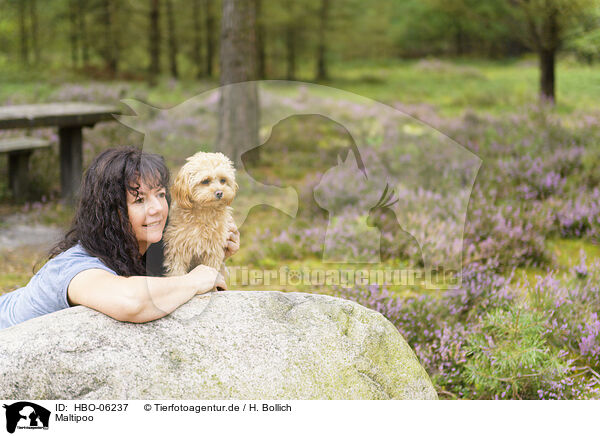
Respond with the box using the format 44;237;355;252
143;221;162;227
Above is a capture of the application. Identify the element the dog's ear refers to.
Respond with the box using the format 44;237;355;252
233;181;239;194
172;171;194;209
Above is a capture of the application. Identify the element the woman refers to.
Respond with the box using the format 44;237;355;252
0;147;239;330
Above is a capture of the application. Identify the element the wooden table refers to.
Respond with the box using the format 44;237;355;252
0;103;120;200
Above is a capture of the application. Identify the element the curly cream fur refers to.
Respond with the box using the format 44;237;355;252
163;152;237;276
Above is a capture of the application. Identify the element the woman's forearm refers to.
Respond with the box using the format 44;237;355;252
68;266;224;324
125;274;200;323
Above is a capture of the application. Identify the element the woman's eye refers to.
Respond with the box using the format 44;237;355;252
201;179;210;185
134;197;144;204
220;178;226;184
158;192;166;198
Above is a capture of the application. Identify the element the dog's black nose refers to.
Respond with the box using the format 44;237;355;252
215;191;223;199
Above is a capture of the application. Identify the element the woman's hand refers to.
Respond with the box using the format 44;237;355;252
187;264;227;293
223;223;240;260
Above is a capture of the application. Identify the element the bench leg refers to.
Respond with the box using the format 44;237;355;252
59;126;83;202
8;151;32;200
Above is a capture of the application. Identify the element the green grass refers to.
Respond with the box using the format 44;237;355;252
548;238;600;268
320;58;600;117
2;57;599;117
515;238;600;285
0;247;44;295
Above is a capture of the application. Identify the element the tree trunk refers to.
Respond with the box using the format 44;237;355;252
285;23;296;80
255;0;266;79
218;0;259;166
113;1;121;73
166;0;179;78
538;6;559;103
69;0;79;67
539;47;555;103
192;0;203;78
149;0;161;81
102;0;117;75
18;0;29;66
78;0;89;66
454;22;464;56
315;0;329;81
29;0;39;64
204;0;215;77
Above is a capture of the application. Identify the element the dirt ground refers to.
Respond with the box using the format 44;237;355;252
0;213;63;250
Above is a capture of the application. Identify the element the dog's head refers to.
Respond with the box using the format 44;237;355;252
172;152;238;209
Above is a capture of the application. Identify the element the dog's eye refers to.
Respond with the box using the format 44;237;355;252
220;178;226;184
201;179;210;185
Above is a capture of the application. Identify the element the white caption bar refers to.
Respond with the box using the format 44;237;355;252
0;400;596;435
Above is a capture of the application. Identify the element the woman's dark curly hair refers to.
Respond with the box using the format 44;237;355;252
47;146;170;277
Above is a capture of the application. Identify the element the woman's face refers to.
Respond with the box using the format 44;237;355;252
126;182;169;254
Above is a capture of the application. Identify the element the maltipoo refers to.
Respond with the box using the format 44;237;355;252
163;152;237;277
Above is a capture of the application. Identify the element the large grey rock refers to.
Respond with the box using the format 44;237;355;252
0;291;437;399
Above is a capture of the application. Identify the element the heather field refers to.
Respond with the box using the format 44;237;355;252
1;59;599;399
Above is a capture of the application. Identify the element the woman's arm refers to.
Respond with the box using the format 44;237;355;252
67;264;226;324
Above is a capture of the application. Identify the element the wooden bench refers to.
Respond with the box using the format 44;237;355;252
0;103;119;202
0;137;51;199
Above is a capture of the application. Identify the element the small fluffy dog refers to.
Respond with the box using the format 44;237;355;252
163;152;237;276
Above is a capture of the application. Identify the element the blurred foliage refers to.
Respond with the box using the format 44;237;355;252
0;0;599;82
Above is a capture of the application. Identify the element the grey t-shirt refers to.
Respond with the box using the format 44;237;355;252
0;244;116;330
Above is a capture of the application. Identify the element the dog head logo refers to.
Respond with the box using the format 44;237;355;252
314;150;383;263
116;81;481;288
3;402;50;433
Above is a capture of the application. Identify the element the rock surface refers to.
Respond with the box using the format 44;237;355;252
0;291;437;400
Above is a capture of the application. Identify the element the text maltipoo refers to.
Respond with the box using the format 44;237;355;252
164;152;237;276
